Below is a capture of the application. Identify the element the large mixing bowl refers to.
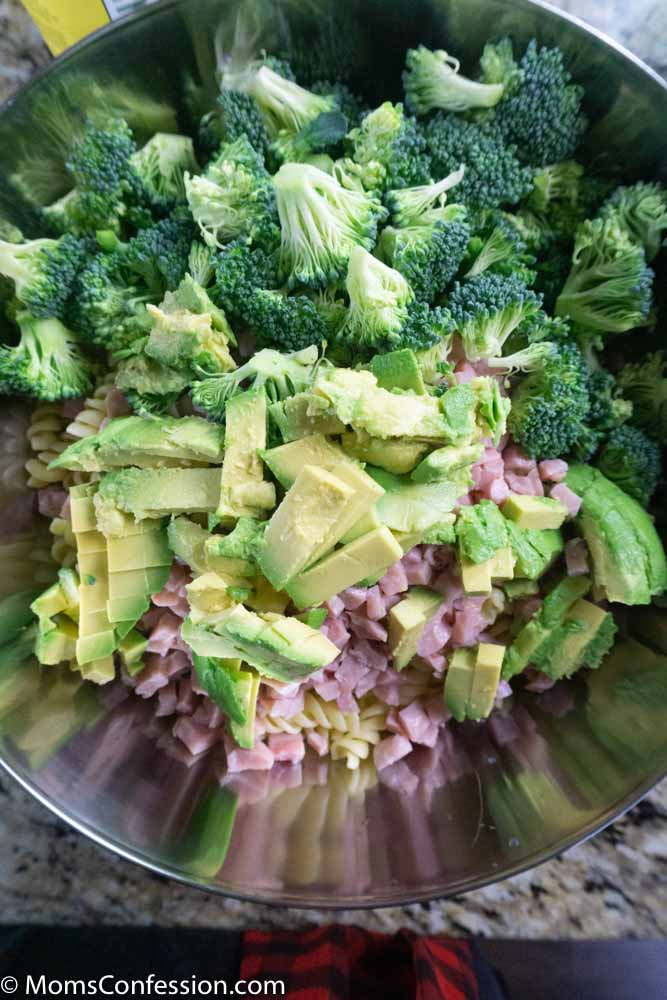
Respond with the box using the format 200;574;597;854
1;0;667;907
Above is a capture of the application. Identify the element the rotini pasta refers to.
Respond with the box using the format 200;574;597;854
49;517;77;568
64;379;116;440
24;404;72;488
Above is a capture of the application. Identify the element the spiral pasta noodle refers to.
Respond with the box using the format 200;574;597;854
24;404;72;488
64;379;116;441
49;517;77;568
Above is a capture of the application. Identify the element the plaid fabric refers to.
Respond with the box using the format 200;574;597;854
240;924;480;999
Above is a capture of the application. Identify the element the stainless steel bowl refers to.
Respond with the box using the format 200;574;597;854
1;0;666;908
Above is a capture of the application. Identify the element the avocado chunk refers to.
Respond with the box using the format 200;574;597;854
261;434;358;490
31;569;80;622
118;628;148;676
505;521;564;580
99;467;221;521
339;507;383;545
340;429;429;475
167;516;210;574
444;648;476;722
370;349;425;394
50;415;225;472
218;388;277;522
502;575;592;679
286;526;404;609
35;616;78;666
503;579;539;599
270;392;346;443
411;442;484;484
387;587;442;670
439;383;478;444
469;643;505;721
566;464;667;605
502;494;568;530
106;519;172;626
229;673;261;749
192;652;257;740
369;467;467;533
186;572;244;622
182;606;339;682
70;484;117;670
461;557;493;595
530;598;617;680
456;500;509;564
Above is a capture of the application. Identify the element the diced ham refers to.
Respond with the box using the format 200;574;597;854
325;595;345;617
340;587;367;610
354;668;382;698
538;458;568;482
398;702;438;746
454;361;477;384
38;486;69;519
61;397;86;420
524;669;556;693
172;716;221;756
494;679;513;705
565;537;589;576
193;700;224;729
322;615;351;649
313;679;341;702
404;559;433;586
503;445;535;474
379;561;409;596
59;495;71;520
226;739;274;772
365;586;387;620
335;686;358;713
176;676;197;715
425;696;451;726
505;470;544;496
550;483;582;518
373;734;412;770
106;387;132;419
488;478;510;504
134;650;190;698
378;759;419;795
347;612;388;643
451;599;487;646
155;681;178;717
417;610;449;657
268;732;305;764
419;651;447;675
146;610;183;655
335;653;367;690
306;729;329;756
266;690;305;719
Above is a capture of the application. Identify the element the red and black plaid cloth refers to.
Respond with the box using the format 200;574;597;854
241;924;484;999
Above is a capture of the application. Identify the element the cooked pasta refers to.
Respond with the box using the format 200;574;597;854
64;379;116;440
49;517;77;568
24;404;72;488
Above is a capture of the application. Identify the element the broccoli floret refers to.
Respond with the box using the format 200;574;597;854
115;354;185;415
479;38;523;93
0;234;88;319
595;425;661;506
375;204;470;303
403;46;505;115
212;240;278;321
192;346;319;417
222;61;336;139
448;272;542;362
464;210;535;281
346;102;432;190
616;352;667;444
144;303;235;377
270;110;348;165
424;114;533;209
492;40;587;166
0;312;96;400
185;136;279;251
414;336;455;386
384;168;465;228
130;133;198;206
198;91;271;162
333;245;447;357
248;291;328;352
597;181;667;262
555;218;653;335
113;215;194;296
527;160;583;215
508;340;590;458
312;81;366;128
68;252;152;357
568;368;633;463
272;162;386;288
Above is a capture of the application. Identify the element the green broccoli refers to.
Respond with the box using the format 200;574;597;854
185;136;279;251
198;90;271;161
212;240;278;322
248;291;330;352
569;368;633;461
616;352;667;444
508;340;590;458
447;272;542;362
596;425;661;506
333;245;448;358
403;46;505;115
597;181;667;261
67;251;152;357
144;301;235;376
270;110;348;165
346;101;432;190
113;215;195;296
312;81;366;128
272;162;386;288
130;132;198;207
0;312;96;400
384;168;465;228
375;204;470;303
192;347;319;418
424;114;533;209
492;40;587;166
0;234;88;319
115;354;186;415
527;161;584;216
464;210;535;281
221;60;336;139
555;218;653;335
479;37;523;93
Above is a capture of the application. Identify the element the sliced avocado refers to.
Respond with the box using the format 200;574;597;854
35;616;78;666
340;429;429;475
490;546;515;580
456;499;508;564
71;484;117;668
505;521;564;580
258;465;355;590
533;599;617;680
261;434;356;490
468;643;504;720
119;628;149;675
79;657;116;684
244;575;291;615
411;442;484;484
566;464;667;606
387;587;442;670
307;463;384;567
502;575;591;679
167;516;210;574
270;392;346;443
439;383;477;444
339;507;382;545
182;606;339;682
186;572;242;622
99;467;221;521
298;608;328;629
50;415;225;472
502;494;568;530
229;672;261;749
370;349;425;394
218;388;276;522
461;557;493;595
444;647;476;722
286;526;404;609
106;519;172;627
31;580;69;620
503;579;539;600
369;467;467;533
192;652;253;728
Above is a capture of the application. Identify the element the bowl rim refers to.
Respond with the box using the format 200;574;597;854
1;0;666;908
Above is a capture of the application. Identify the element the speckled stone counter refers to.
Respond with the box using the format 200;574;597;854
1;0;666;934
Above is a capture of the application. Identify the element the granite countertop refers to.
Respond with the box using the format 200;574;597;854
1;0;666;935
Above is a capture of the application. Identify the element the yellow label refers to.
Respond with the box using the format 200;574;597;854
20;0;112;55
